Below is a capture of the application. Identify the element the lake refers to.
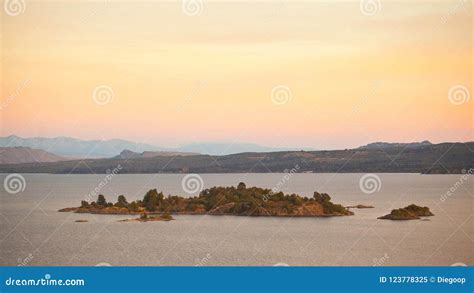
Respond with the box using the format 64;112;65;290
0;173;472;266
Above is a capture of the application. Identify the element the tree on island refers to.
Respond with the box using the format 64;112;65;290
80;200;90;208
143;189;164;211
97;194;107;207
313;192;346;214
115;195;128;208
128;201;140;212
313;192;331;203
237;182;246;190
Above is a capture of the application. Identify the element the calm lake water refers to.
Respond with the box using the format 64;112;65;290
0;173;472;266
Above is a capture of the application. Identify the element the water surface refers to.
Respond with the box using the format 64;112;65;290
1;173;472;266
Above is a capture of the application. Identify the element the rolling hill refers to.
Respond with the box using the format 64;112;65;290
0;142;471;174
0;135;313;157
0;147;72;164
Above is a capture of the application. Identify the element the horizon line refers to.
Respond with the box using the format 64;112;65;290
1;134;473;152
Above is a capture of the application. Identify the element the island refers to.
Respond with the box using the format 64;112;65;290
346;204;374;209
119;213;174;222
378;204;434;220
59;182;353;218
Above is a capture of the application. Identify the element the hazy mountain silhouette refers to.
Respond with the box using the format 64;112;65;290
0;146;71;164
0;135;166;158
0;135;314;157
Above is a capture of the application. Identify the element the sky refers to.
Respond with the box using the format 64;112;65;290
1;0;472;150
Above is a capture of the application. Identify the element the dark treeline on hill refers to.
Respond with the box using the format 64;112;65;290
59;183;353;217
1;142;472;174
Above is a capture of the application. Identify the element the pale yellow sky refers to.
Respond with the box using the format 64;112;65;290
1;0;472;149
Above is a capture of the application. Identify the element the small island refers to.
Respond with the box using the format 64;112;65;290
346;205;374;209
119;213;174;222
378;204;434;220
59;182;353;218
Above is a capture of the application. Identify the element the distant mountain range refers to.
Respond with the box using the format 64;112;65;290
0;147;71;164
0;135;314;157
0;147;198;165
0;135;162;158
174;142;312;155
114;150;199;159
0;142;472;174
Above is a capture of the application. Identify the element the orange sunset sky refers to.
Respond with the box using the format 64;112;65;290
1;0;472;149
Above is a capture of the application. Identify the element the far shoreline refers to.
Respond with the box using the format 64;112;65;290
0;172;465;175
